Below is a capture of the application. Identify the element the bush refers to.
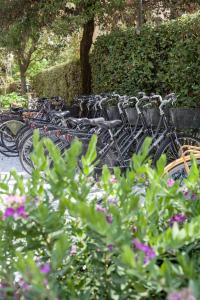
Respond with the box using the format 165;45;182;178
0;92;27;108
91;12;200;107
32;60;81;104
0;81;20;96
0;133;200;299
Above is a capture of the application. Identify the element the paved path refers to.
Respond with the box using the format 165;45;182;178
0;154;28;190
0;154;24;173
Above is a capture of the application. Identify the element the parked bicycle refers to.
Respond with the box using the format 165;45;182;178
14;92;200;174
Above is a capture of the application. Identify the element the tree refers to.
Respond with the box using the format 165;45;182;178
53;0;128;94
0;0;65;93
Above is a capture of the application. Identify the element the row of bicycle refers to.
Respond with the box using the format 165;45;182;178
0;92;200;175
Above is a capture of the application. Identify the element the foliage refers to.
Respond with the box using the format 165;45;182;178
32;60;81;103
0;134;200;298
0;92;27;108
26;31;81;79
0;0;67;93
91;11;200;107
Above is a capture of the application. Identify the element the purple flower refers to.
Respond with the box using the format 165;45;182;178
169;214;187;226
191;194;197;200
18;278;29;290
132;239;156;263
3;206;28;220
182;188;197;201
4;207;15;218
70;245;77;256
40;263;51;274
96;204;106;213
107;244;114;252
16;206;28;219
106;215;113;224
167;178;175;187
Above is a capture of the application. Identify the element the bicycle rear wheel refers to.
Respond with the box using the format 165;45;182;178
153;135;200;166
165;158;200;181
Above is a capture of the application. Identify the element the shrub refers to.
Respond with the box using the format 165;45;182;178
0;81;20;96
0;92;27;108
90;12;200;107
32;60;81;104
0;134;200;299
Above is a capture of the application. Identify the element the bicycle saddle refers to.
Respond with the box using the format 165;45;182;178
51;111;70;118
67;117;105;125
89;119;122;129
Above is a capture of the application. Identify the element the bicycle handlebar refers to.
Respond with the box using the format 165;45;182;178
159;93;177;114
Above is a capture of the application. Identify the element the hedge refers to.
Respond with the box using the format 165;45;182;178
32;12;200;107
32;60;81;103
90;12;200;107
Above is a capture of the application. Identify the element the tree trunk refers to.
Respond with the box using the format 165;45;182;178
136;0;143;34
80;18;95;95
18;61;28;94
20;69;27;94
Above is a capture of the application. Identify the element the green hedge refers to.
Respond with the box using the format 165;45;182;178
90;12;200;107
32;13;200;107
32;60;81;103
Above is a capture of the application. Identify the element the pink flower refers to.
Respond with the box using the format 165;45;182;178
96;204;106;213
167;178;175;187
40;263;51;274
18;278;29;290
4;195;26;206
109;176;117;184
2;194;28;220
106;215;113;224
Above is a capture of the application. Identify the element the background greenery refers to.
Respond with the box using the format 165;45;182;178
31;12;200;106
32;60;81;103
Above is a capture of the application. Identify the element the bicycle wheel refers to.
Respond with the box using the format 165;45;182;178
153;135;200;166
19;130;63;174
15;124;30;149
0;119;24;154
165;158;200;181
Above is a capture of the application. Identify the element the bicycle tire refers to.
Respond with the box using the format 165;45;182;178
0;120;24;153
165;158;200;180
153;135;200;166
15;125;30;149
19;130;63;174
